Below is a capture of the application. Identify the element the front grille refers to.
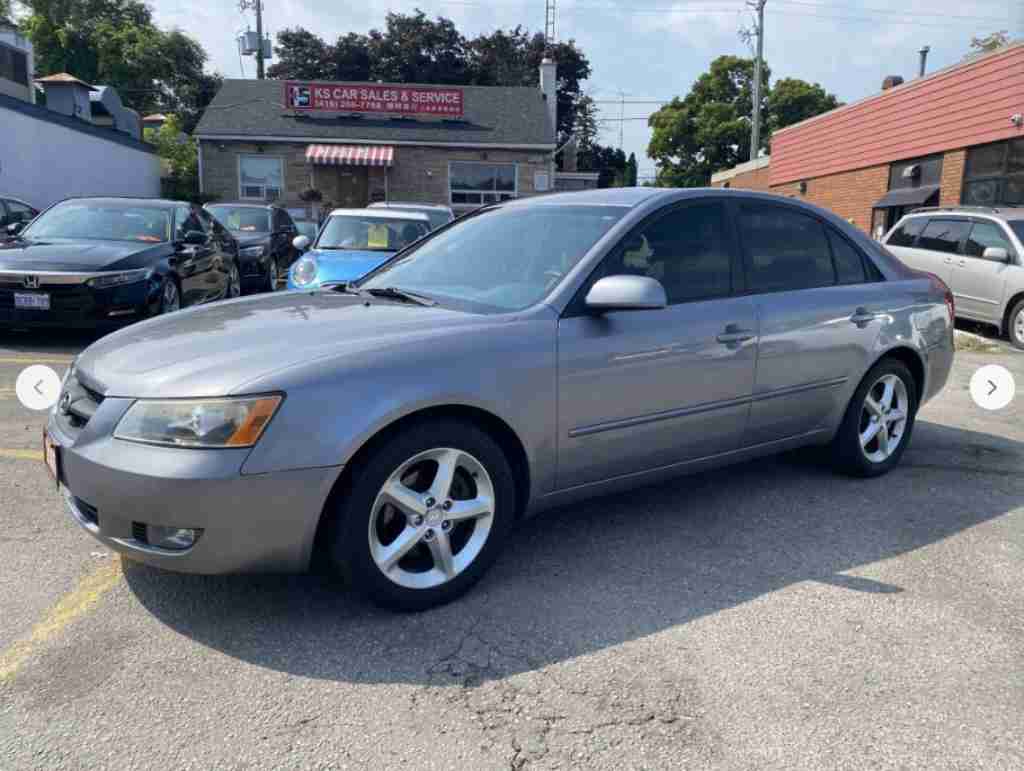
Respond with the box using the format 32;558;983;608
73;497;99;526
60;374;105;429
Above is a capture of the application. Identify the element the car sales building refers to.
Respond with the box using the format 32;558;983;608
711;42;1024;239
194;65;558;215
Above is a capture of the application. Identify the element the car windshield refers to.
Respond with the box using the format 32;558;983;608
317;215;429;251
1010;222;1024;244
294;221;319;239
359;204;627;312
23;201;172;243
206;206;270;233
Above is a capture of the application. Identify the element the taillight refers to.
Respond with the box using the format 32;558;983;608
928;274;955;323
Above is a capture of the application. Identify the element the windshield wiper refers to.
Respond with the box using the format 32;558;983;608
363;286;437;307
325;282;366;295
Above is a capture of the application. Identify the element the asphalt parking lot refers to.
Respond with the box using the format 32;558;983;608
0;328;1022;770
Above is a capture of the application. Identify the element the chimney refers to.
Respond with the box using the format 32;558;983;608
35;73;96;122
881;75;904;91
540;58;557;138
918;45;930;77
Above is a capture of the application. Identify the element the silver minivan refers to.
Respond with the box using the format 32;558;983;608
883;206;1024;349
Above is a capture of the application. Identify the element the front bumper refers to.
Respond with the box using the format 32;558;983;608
0;277;158;328
47;393;341;574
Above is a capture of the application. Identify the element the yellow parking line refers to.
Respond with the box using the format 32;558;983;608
0;560;123;682
0;448;43;461
0;356;74;365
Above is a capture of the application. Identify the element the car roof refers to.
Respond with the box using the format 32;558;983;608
205;202;280;210
369;202;453;212
56;196;184;208
328;208;430;221
900;207;1024;222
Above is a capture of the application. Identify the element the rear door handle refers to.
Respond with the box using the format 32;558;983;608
957;259;966;267
850;307;878;326
944;256;953;264
717;325;756;345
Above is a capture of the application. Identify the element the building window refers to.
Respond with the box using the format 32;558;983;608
962;138;1024;207
0;43;28;87
449;161;517;206
239;155;283;201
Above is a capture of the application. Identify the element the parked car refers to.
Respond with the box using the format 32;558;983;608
204;203;300;293
0;197;240;329
46;189;954;611
1;197;39;232
368;201;456;231
287;209;430;290
883;206;1024;349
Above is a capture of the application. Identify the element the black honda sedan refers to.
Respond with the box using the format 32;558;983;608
0;197;241;329
204;203;300;293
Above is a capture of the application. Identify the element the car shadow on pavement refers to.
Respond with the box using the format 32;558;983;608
123;419;1024;686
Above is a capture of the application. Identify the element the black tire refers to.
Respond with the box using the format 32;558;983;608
158;277;181;314
1007;298;1024;351
831;358;918;478
265;258;279;293
329;419;517;611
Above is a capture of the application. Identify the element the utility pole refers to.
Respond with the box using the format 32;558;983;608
545;0;557;49
748;0;766;161
239;0;266;79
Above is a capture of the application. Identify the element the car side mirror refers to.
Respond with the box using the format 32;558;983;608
585;275;667;313
179;230;206;246
6;222;24;236
982;246;1010;262
292;235;311;251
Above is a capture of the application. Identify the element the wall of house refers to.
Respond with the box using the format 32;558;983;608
771;163;889;232
200;140;553;208
711;164;772;192
2;104;159;209
770;43;1024;186
939;149;967;207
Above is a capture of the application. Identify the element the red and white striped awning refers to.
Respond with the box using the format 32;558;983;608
305;144;394;167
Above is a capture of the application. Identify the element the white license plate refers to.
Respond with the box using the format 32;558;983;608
15;292;50;310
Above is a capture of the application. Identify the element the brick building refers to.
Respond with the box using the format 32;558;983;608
712;42;1024;238
193;63;558;215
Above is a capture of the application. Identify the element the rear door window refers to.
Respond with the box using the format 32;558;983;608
737;204;835;292
827;230;869;284
917;219;971;254
885;218;927;247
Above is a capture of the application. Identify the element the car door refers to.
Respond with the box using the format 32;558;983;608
883;217;929;270
556;199;758;489
172;204;216;305
198;208;232;300
951;219;1017;322
274;208;298;271
735;201;887;446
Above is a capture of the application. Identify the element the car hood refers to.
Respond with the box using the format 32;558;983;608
0;238;166;272
75;291;493;398
307;248;394;283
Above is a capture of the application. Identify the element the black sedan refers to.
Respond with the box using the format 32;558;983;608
0;197;240;330
204;203;300;293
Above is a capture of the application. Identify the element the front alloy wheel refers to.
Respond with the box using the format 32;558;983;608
267;259;279;292
160;279;180;313
227;262;241;298
330;419;516;610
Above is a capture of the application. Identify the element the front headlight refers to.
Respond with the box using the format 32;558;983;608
86;268;152;289
114;395;283;448
239;245;266;258
291;256;318;287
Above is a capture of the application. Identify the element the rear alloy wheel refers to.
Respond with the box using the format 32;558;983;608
330;420;516;610
227;262;241;298
159;279;180;313
832;359;917;477
1009;299;1024;351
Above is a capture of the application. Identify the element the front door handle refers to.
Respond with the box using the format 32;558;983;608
716;324;756;345
944;256;953;264
850;307;878;326
957;259;966;267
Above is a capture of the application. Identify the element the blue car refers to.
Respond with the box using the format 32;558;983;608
287;208;430;290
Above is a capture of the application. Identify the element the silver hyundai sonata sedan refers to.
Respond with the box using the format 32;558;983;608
46;188;955;610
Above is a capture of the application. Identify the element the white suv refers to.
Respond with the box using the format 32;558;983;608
883;207;1024;349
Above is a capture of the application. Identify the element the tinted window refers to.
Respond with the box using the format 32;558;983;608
828;230;868;284
24;201;171;243
738;204;834;292
964;222;1014;258
599;203;733;304
917;219;970;254
174;205;206;239
207;205;270;233
5;200;35;224
886;218;927;247
1011;222;1024;244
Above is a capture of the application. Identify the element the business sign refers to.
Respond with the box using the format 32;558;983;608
284;82;464;117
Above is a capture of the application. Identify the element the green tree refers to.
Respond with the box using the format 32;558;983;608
267;14;592;146
19;0;219;132
0;0;13;24
144;114;205;201
968;31;1010;56
626;152;638;187
764;78;840;141
648;55;839;187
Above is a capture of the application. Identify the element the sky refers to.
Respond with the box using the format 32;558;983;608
150;0;1024;181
